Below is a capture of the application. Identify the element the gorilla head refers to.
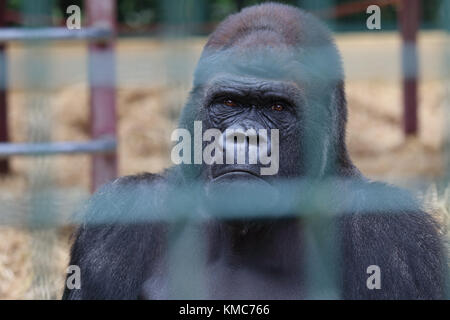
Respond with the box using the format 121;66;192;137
176;3;354;191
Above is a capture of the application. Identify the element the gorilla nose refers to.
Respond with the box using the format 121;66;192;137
219;125;271;165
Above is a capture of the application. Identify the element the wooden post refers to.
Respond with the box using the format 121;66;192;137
85;0;117;191
400;0;420;136
0;0;9;174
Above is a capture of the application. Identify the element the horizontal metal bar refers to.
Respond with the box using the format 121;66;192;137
0;137;116;157
0;188;89;227
0;178;432;227
0;27;113;42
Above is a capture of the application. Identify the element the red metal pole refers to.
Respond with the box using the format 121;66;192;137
85;0;117;191
0;0;10;174
399;0;420;136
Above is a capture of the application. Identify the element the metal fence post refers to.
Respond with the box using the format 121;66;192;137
400;0;420;136
85;0;117;192
0;0;9;174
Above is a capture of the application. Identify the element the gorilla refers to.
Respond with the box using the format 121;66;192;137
63;3;448;299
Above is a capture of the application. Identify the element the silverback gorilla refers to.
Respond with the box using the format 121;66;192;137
63;3;448;299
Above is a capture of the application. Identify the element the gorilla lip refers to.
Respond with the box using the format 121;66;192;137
212;169;262;180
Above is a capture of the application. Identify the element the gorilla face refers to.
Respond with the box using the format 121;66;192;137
177;5;350;187
203;73;303;184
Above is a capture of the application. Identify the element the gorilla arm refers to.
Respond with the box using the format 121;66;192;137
338;181;447;299
62;173;168;300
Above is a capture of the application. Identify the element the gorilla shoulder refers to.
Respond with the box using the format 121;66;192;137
62;172;168;300
80;172;167;223
340;180;447;299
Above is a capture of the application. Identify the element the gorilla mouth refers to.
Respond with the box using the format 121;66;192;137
212;169;267;183
211;168;275;194
206;168;279;217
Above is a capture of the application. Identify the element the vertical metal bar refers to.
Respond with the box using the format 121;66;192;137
299;0;339;299
235;0;244;11
0;0;9;174
85;0;117;192
400;0;420;136
161;0;208;299
299;0;335;30
21;0;58;300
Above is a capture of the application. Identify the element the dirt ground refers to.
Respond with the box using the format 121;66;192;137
0;32;449;299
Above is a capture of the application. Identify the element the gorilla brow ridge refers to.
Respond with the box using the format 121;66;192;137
203;77;301;108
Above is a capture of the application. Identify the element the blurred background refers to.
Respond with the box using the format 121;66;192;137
0;0;448;299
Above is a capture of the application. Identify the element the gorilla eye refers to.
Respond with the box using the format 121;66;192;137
224;99;237;107
271;104;284;111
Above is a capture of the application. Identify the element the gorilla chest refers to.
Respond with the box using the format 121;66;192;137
204;260;306;299
142;260;305;300
142;221;306;299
